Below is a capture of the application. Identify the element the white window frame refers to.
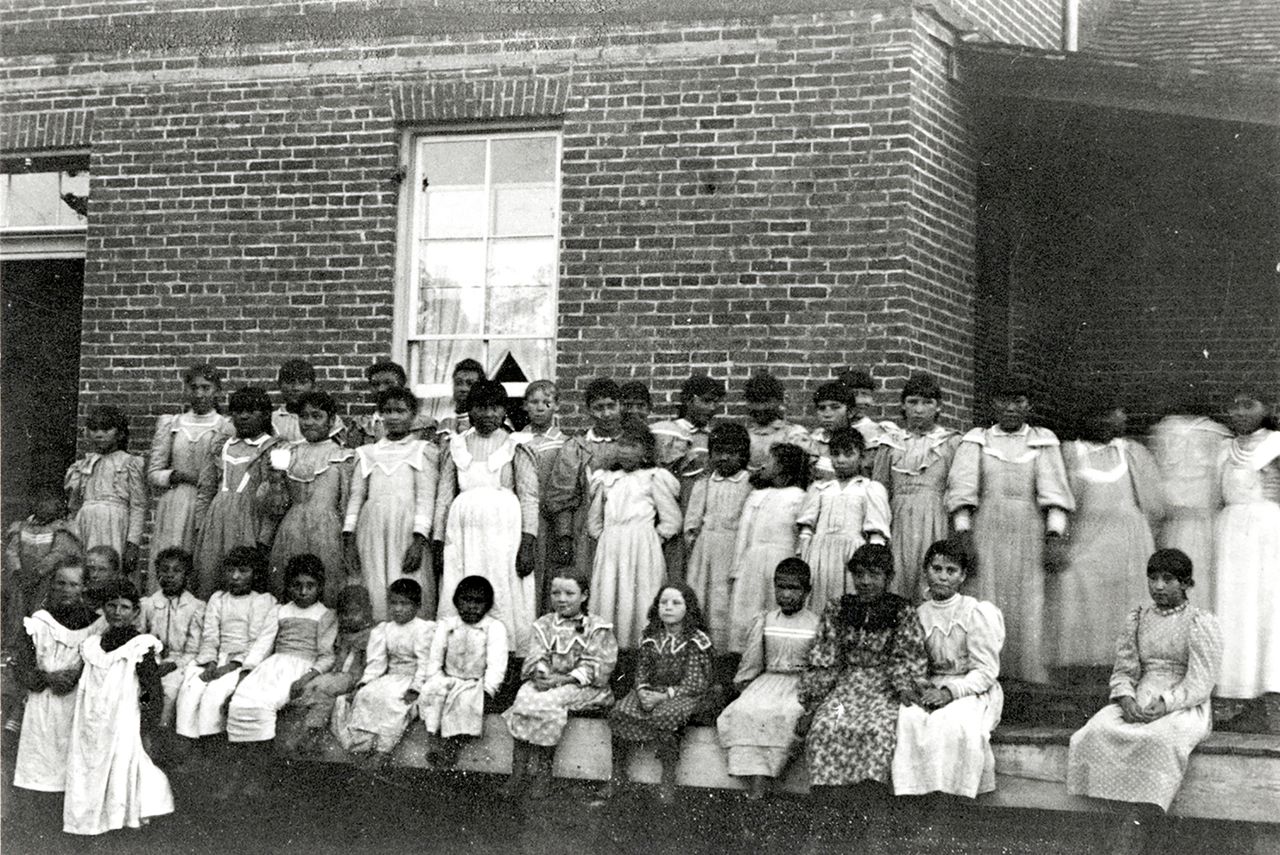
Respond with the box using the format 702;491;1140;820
0;149;90;260
393;125;562;407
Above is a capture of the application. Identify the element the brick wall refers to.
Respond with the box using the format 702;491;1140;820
1;2;983;454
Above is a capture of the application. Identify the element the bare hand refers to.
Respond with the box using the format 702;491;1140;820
402;534;428;576
430;539;445;574
1118;696;1143;723
123;542;141;576
45;667;80;695
921;687;952;709
794;710;815;739
156;661;179;678
683;530;699;549
1043;534;1068;574
898;686;924;707
289;673;315;699
1138;698;1167;722
637;688;668;711
515;533;537;579
402;689;420;705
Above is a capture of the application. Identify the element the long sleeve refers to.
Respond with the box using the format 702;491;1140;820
194;594;222;665
1108;608;1142;700
410;621;435;693
1032;431;1075;515
148;416;176;490
174;600;206;669
545;440;585;519
946;435;982;516
935;601;1005;699
732;612;767;684
519;621;552;681
870;444;894;491
312;609;339;673
673;639;712;699
425;619;449;679
124;455;148;544
483;620;509;696
683;477;708;536
343;458;367;533
888;606;929;699
413;443;439;538
634;644;656;688
569;624;619;688
358;623;388;685
241;603;281;670
798;607;841;712
64;458;87;515
795;485;822;532
1160;610;1223;712
513;443;540;536
586;474;607;540
1124;440;1167;527
193;440;224;530
251;453;282;545
862;480;892;540
137;651;165;729
433;446;458;539
651;469;683;540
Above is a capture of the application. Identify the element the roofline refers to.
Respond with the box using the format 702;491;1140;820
957;41;1280;128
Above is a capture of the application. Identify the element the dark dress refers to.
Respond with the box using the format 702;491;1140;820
609;629;712;747
799;594;927;786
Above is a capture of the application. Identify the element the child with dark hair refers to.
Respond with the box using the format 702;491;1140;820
871;372;961;601
13;556;104;795
716;558;819;800
618;380;653;423
893;537;1006;799
797;544;927;849
513;380;569;610
836;369;889;449
267;389;356;604
1068;549;1223;854
652;375;725;576
435;379;540;655
333;579;434;766
607;582;713;803
503;569;618;798
797;427;892;612
193;386;281;599
808;381;852;482
946;381;1074;685
225;555;336;792
84;546;125;612
62;578;172;835
149;364;232;577
435;358;488;440
174;546;277;742
419;575;508;765
293;584;373;753
65;404;146;576
743;373;809;472
546;378;624;577
3;489;81;647
344;385;439;620
728;443;810;653
588;419;683;649
685;422;753;650
272;358;345;444
140;547;205;728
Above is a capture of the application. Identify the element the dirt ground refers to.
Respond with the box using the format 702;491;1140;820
2;758;1272;855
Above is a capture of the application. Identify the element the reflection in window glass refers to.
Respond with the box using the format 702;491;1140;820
1;171;89;229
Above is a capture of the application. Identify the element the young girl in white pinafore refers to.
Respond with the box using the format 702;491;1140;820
65;405;146;576
344;386;439;621
226;555;336;794
716;558;819;800
193;387;281;600
63;580;173;836
332;578;435;768
266;390;355;605
434;379;540;655
419;576;508;766
148;364;232;582
587;419;683;649
12;557;104;796
797;428;892;614
727;442;810;653
684;423;753;651
1213;391;1280;728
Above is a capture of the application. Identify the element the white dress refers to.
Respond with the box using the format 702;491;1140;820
435;430;538;655
727;486;805;654
332;617;436;754
63;634;174;835
892;595;1005;797
148;411;232;572
796;476;892;612
1212;429;1280;699
13;610;105;792
684;470;753;651
1068;604;1222;810
227;600;338;742
419;615;508;738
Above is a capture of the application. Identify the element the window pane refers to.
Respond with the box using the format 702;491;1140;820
420;239;486;289
492;185;556;237
418;240;485;335
421;140;486;186
417;286;484;336
488;287;555;335
491;136;555;184
4;173;63;228
425;187;485;239
488;237;556;335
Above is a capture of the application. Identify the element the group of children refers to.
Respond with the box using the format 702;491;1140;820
3;354;1275;846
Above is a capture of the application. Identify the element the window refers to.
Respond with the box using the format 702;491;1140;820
0;152;90;259
401;130;561;414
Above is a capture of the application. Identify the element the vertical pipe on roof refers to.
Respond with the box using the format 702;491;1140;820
1062;0;1080;51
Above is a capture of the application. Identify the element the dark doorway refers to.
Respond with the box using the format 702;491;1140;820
2;258;84;525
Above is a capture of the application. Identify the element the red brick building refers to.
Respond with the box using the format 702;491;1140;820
2;0;1277;521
